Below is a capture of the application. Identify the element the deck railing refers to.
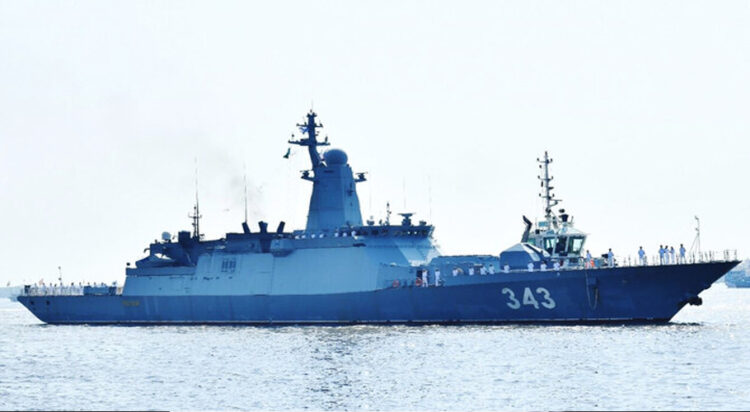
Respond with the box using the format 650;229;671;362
21;285;122;297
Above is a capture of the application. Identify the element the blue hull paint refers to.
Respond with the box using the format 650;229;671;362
18;262;735;325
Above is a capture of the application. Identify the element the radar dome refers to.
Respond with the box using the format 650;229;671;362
161;232;171;241
324;149;348;165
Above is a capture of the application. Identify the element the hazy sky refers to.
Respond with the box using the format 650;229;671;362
1;0;748;285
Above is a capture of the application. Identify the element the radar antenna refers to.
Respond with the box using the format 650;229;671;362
288;110;330;171
537;151;561;225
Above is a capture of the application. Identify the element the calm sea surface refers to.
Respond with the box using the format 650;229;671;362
1;284;748;411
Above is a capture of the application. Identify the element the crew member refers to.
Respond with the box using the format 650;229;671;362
638;246;646;266
434;269;441;287
421;269;428;287
679;244;686;264
669;246;676;265
607;249;614;267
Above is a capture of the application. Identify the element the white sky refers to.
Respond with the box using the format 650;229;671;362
1;0;748;285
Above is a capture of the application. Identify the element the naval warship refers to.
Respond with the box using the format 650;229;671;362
18;111;740;324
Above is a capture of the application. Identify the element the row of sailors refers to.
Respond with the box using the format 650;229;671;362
420;259;580;286
294;231;357;240
26;282;116;296
637;244;687;265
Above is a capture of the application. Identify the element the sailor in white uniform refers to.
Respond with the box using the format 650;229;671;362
638;246;646;266
679;244;686;264
421;269;428;287
488;264;495;274
468;266;475;276
669;246;676;265
585;250;593;268
434;269;441;287
607;249;614;267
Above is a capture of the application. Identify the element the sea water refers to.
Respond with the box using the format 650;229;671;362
1;284;748;411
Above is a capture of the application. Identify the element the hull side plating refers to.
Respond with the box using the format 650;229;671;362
18;262;735;325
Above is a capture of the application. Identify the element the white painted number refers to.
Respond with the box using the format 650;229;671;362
501;288;521;309
522;287;539;309
536;287;556;309
501;287;556;310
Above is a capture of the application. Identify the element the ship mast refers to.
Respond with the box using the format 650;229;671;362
289;110;330;170
537;151;561;226
189;159;202;240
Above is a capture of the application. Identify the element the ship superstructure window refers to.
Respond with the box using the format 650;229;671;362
555;237;568;254
543;237;557;254
569;237;584;254
221;258;236;273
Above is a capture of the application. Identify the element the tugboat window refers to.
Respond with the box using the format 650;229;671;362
570;237;584;254
543;238;557;254
555;237;568;254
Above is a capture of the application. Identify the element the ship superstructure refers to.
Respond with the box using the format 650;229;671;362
521;151;587;265
18;110;739;324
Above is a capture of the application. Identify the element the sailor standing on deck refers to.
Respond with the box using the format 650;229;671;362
607;249;614;267
421;269;428;287
435;269;441;286
659;245;665;264
638;246;646;266
679;244;686;264
585;250;593;268
669;246;676;264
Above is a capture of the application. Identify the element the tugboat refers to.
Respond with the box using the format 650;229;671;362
18;110;740;324
521;152;587;267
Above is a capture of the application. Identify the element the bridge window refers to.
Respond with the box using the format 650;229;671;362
570;237;584;254
555;237;568;254
543;238;557;254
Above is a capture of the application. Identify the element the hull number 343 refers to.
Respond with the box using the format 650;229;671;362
502;287;556;310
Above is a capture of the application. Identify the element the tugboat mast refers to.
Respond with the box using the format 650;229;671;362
537;151;561;225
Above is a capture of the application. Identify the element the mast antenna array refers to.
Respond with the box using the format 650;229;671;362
537;151;561;223
288;110;330;170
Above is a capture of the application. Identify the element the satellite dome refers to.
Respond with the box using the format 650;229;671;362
324;149;348;165
161;232;171;241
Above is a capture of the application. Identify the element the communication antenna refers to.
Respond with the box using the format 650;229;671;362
243;163;248;224
403;178;407;209
57;266;62;285
188;158;203;240
428;175;433;222
537;151;561;225
386;202;392;225
690;216;701;255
